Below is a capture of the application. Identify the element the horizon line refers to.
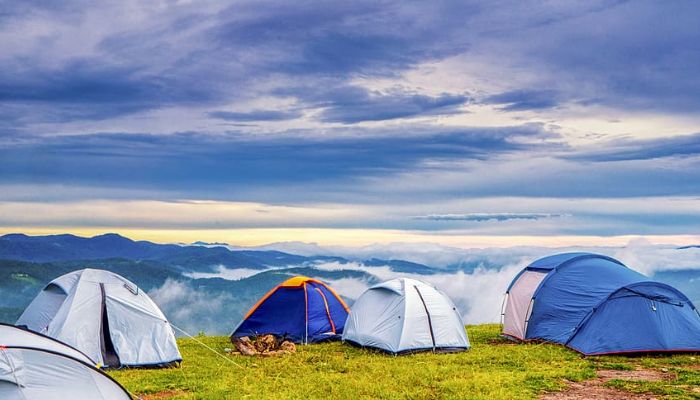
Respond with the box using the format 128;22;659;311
1;227;698;249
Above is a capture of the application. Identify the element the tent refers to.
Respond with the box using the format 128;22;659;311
0;324;132;399
16;268;181;368
0;323;94;365
343;278;470;354
231;276;349;344
502;252;700;355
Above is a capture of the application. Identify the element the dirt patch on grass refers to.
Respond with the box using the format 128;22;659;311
596;369;673;382
540;369;673;400
540;381;653;399
140;390;186;399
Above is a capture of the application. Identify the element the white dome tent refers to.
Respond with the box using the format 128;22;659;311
342;278;470;354
0;323;94;365
16;268;181;368
0;324;132;399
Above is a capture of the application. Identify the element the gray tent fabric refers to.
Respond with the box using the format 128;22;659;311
17;269;181;368
0;324;131;399
0;348;132;399
342;278;470;354
0;323;95;365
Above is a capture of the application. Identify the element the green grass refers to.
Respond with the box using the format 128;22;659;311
109;325;699;399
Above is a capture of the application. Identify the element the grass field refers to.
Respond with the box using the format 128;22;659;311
109;325;700;399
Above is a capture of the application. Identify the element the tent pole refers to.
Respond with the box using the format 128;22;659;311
303;282;309;345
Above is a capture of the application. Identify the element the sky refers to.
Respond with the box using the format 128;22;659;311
1;0;699;247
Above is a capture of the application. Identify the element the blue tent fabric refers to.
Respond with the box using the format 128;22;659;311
567;282;700;354
231;276;349;344
506;252;700;355
234;287;307;342
527;254;647;343
505;253;623;291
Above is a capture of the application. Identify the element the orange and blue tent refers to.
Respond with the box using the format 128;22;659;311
231;276;350;344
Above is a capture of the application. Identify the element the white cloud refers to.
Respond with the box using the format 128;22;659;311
323;277;371;300
610;238;700;275
147;240;700;332
148;278;234;336
184;265;266;281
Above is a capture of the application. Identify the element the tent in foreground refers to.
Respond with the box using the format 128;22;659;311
0;324;131;399
0;323;95;365
502;253;700;355
232;276;350;344
343;278;470;354
16;268;181;368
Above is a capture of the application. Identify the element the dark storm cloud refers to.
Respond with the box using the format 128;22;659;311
0;124;553;197
570;132;700;162
2;1;700;125
277;85;470;123
483;90;560;111
208;110;303;122
1;0;700;235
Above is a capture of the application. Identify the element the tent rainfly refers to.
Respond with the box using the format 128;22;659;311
0;324;132;399
232;276;350;344
16;268;181;368
343;278;470;354
502;253;700;355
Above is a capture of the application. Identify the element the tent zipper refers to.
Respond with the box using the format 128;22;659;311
413;285;436;350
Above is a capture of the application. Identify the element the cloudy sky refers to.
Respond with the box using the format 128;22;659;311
1;0;699;246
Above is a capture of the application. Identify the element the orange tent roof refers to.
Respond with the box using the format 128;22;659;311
278;275;321;287
242;275;349;320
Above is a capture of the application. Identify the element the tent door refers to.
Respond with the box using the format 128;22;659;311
99;283;121;368
313;287;336;334
413;285;436;349
503;271;547;340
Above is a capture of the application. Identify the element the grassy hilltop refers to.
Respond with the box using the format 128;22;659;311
109;325;700;400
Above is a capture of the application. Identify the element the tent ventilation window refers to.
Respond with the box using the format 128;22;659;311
123;283;138;295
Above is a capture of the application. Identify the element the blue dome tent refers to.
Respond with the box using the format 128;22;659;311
231;276;349;344
502;253;700;355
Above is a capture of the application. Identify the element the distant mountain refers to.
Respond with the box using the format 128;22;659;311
191;241;231;246
0;233;363;272
362;258;435;274
2;233;699;335
678;245;700;250
0;233;180;263
0;233;435;274
0;233;438;331
0;256;381;333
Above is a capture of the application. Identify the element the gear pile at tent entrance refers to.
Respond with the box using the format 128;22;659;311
231;334;296;356
2;252;699;397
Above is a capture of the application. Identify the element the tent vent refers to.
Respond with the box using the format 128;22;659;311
123;283;138;295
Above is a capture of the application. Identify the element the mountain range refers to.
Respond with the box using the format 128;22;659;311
1;233;699;335
0;233;434;333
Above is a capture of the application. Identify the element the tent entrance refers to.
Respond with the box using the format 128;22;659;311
314;287;337;334
413;285;436;349
99;284;121;368
503;271;547;340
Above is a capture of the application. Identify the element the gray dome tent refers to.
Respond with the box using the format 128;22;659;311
17;268;181;368
0;324;132;399
343;278;470;354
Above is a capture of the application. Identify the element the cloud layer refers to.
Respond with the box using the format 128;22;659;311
1;1;700;238
162;240;700;332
